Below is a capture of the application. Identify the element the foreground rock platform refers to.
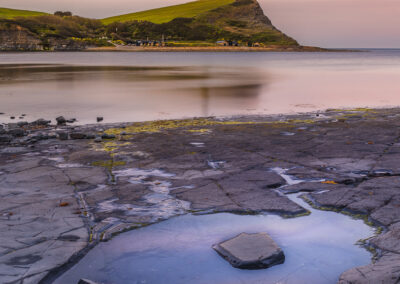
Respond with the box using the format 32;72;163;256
1;108;400;283
213;232;285;269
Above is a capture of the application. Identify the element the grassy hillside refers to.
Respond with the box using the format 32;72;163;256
0;7;47;19
102;0;235;24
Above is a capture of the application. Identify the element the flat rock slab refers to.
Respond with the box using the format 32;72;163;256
213;232;285;269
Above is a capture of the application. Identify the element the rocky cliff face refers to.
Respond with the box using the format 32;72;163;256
0;25;43;51
197;0;298;45
0;24;91;51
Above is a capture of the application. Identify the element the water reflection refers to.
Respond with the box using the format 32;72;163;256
0;63;265;123
1;50;400;124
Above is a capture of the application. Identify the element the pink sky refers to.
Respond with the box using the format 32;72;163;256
1;0;399;48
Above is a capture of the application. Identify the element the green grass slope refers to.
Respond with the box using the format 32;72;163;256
0;7;47;19
102;0;235;24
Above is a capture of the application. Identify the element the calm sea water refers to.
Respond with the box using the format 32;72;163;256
0;49;400;124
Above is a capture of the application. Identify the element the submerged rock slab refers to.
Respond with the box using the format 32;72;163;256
212;232;285;269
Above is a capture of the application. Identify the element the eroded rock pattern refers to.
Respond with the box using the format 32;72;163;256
1;108;400;283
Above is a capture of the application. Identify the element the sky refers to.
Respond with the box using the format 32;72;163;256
1;0;399;48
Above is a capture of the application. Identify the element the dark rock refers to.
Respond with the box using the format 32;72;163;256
7;128;25;137
101;133;115;139
10;116;15;119
86;134;95;139
0;135;13;143
56;116;67;125
97;117;104;122
78;279;100;284
213;232;285;269
66;118;77;124
31;119;51;126
70;133;87;140
0;128;5;135
0;112;4;115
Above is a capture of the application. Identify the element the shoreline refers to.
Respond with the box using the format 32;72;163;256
85;45;350;53
1;108;400;283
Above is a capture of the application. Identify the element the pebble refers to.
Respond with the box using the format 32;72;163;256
94;136;102;143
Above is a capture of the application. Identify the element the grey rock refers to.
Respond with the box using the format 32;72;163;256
213;232;285;269
339;253;400;284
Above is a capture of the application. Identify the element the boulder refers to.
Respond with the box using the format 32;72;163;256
56;116;67;125
213;232;285;269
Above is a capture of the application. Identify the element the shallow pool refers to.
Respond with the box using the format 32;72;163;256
55;191;375;284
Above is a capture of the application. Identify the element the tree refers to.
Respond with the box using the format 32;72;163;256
54;11;73;17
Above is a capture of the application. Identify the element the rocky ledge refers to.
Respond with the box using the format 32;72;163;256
1;108;400;283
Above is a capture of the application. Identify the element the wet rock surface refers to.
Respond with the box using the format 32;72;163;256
213;232;285;269
1;108;400;283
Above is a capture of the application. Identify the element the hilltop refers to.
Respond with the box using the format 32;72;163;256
0;7;47;19
0;0;306;51
102;0;235;25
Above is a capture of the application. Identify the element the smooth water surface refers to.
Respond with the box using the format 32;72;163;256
1;50;400;124
56;193;374;284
